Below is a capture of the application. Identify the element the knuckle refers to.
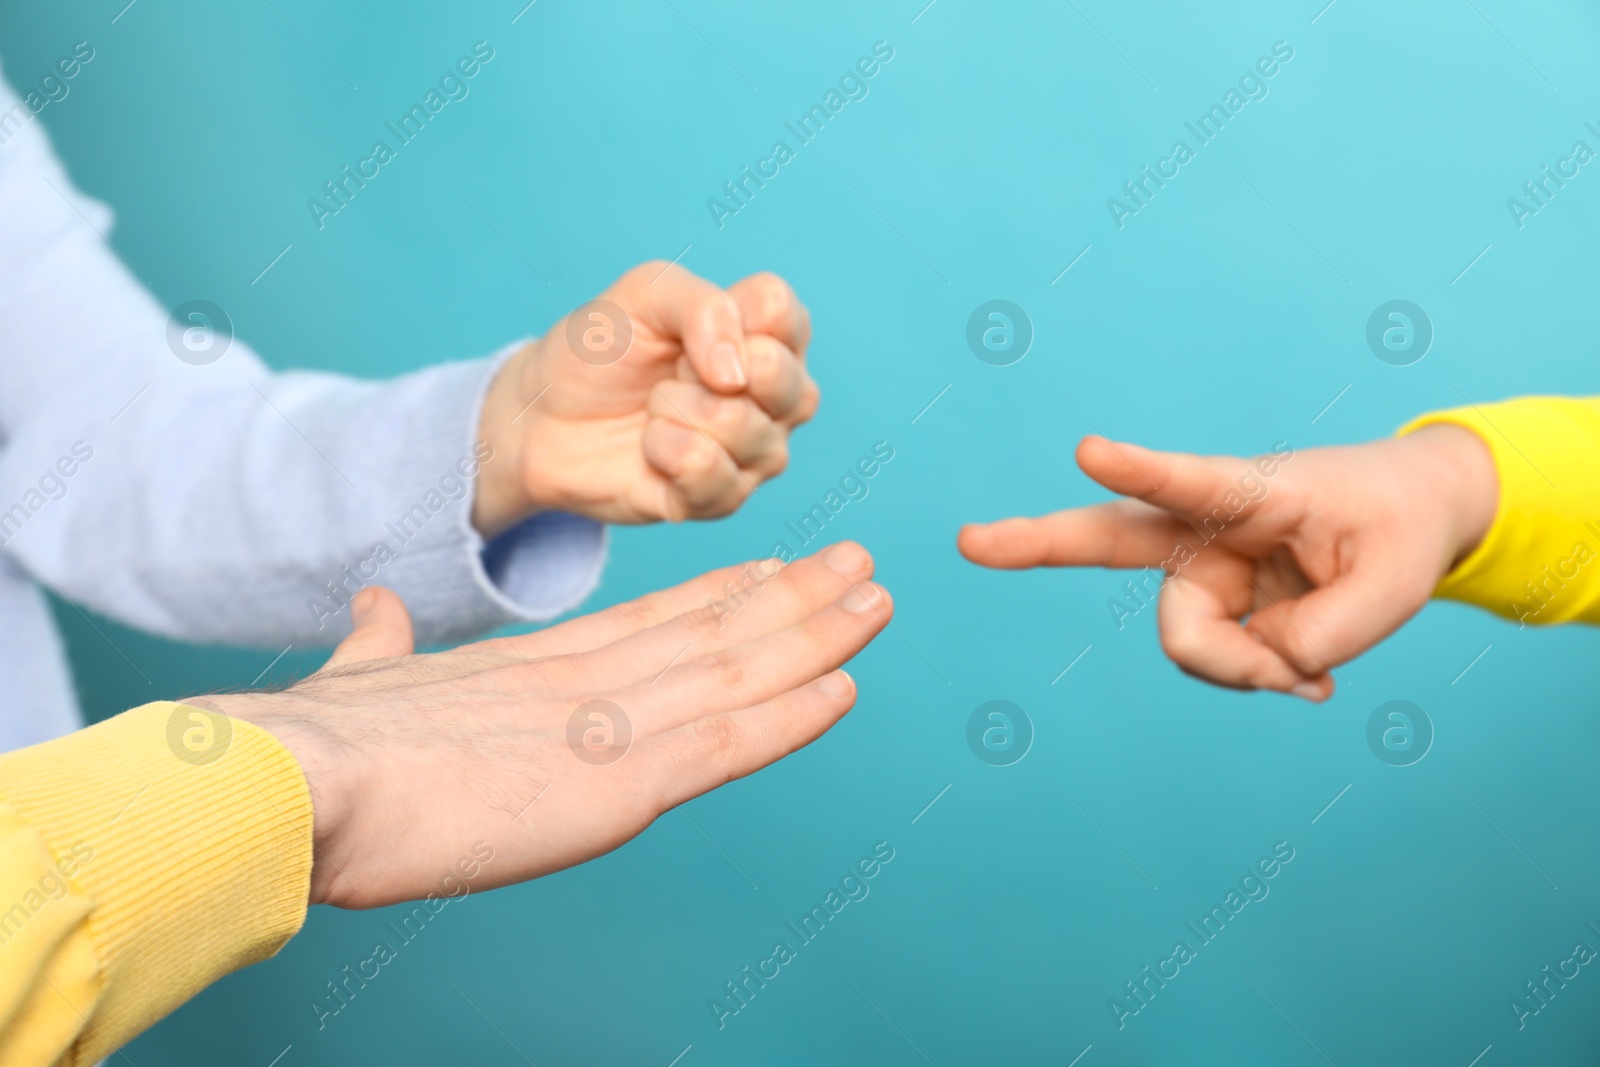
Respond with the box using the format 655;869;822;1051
678;603;726;640
700;649;747;691
684;440;721;478
692;714;743;764
763;442;790;477
710;397;749;436
794;381;821;423
609;595;663;634
746;272;788;313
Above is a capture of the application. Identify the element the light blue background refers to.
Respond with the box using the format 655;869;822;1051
4;1;1600;1063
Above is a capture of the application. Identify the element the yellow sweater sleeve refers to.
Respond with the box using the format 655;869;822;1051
0;702;313;1066
1400;396;1600;625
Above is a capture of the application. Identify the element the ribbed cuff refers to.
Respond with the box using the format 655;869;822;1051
0;701;312;1062
1399;397;1600;624
369;341;608;643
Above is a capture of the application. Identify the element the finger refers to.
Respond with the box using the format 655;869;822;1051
648;379;787;474
322;587;414;669
1075;435;1268;524
563;542;875;689
1244;556;1428;679
502;555;799;659
625;580;892;735
744;335;819;425
672;342;818;427
1156;576;1332;699
640;419;756;516
639;671;855;811
728;271;811;357
958;500;1193;570
612;262;748;392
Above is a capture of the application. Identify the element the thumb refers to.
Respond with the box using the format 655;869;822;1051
322;587;415;670
1245;554;1429;678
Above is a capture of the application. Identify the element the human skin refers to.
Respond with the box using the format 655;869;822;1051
472;263;819;535
210;541;890;909
958;425;1498;701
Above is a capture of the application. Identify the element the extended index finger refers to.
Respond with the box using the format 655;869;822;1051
958;500;1194;570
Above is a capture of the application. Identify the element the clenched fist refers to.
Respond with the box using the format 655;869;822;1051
473;263;819;534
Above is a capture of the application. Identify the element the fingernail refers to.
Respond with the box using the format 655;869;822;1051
351;587;376;621
1290;682;1323;701
823;542;870;577
841;583;884;613
708;341;746;388
753;557;785;579
818;670;855;698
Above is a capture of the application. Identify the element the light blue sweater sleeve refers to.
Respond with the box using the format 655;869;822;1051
0;72;605;647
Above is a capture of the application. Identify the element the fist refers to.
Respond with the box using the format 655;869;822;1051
474;263;819;532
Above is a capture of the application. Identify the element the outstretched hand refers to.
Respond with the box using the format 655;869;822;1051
958;427;1497;701
473;263;819;534
212;542;889;908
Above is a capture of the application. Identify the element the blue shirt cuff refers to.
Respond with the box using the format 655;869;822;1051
478;510;608;622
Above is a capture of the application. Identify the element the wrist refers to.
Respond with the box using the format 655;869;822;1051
472;340;543;538
205;691;362;906
1403;423;1499;570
